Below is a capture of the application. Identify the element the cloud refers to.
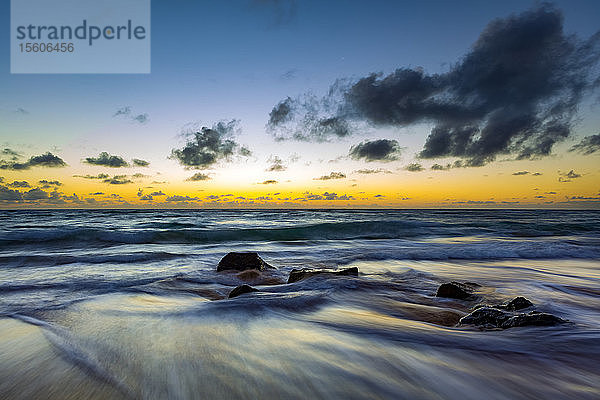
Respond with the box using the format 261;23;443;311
405;163;424;172
313;172;346;180
349;139;402;162
114;107;149;124
132;158;150;167
131;173;148;179
23;188;49;200
150;191;166;196
569;134;600;155
1;148;22;161
132;114;149;124
15;107;29;114
354;168;392;174
431;163;451;171
113;107;131;117
7;180;30;188
260;179;278;184
266;155;286;171
532;172;543;176
103;175;133;185
38;180;62;188
165;195;199;202
295;191;354;201
558;169;582;182
74;173;110;180
0;185;23;202
268;5;600;165
512;171;529;176
170;120;251;169
139;194;153;201
187;172;211;181
0;152;67;170
84;152;129;168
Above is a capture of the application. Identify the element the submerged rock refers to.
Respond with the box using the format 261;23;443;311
435;282;475;300
504;296;534;311
228;285;259;299
460;306;566;329
502;312;565;328
459;306;510;327
287;267;359;284
217;252;273;272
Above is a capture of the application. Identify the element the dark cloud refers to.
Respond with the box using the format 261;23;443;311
187;172;211;181
74;173;110;180
103;175;133;185
532;172;543;176
150;191;166;196
268;5;600;165
405;163;424;172
349;139;402;162
569;134;600;155
7;180;30;188
15;107;29;114
354;168;392;174
266;155;286;171
84;152;129;168
0;185;23;202
313;172;346;180
322;192;354;201
170;120;250;169
0;152;67;170
38;180;62;188
132;158;150;167
165;195;199;202
512;171;529;176
23;188;48;200
260;179;278;184
139;194;153;201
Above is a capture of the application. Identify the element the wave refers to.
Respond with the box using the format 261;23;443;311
0;251;188;268
2;218;597;247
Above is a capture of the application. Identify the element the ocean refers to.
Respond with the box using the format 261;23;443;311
0;209;599;399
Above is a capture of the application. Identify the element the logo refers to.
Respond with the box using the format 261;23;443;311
11;0;151;73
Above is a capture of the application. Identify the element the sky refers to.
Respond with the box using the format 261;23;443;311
1;0;599;209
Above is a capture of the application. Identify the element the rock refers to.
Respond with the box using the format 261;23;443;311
501;312;565;328
217;252;273;272
459;306;510;327
228;285;259;299
460;307;566;329
504;296;534;311
435;282;474;300
287;267;358;284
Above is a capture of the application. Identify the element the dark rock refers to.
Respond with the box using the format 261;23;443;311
501;312;565;328
228;285;259;299
435;282;474;300
217;252;273;272
459;307;510;327
504;296;534;311
287;267;358;284
460;307;566;329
